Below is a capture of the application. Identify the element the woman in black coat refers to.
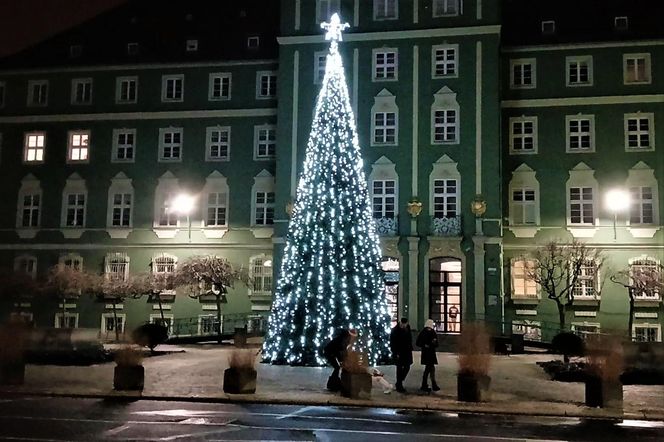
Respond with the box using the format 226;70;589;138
415;319;440;392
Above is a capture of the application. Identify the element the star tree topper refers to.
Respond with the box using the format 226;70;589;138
321;13;350;54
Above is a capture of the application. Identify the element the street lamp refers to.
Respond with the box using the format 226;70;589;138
605;189;630;240
172;194;195;242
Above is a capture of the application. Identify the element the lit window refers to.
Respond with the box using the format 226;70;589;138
511;259;537;299
372;180;396;219
105;252;129;281
510;59;536;88
112;129;136;162
433;0;459;16
116;77;137;103
433;179;457;218
569;187;594;225
65;193;86;227
373;50;397;80
433;109;457;143
625;114;653;150
316;0;340;23
629;258;662;300
254;126;276;159
566;56;593;86
68;131;90;162
209;73;231;100
629;187;654;225
162;75;184;101
373;111;397;145
512;189;537;225
509;117;537;154
250;256;273;294
206;127;230;161
158;193;178;226
572;260;598;299
254;191;275;225
206;192;227;226
111;193;132;227
159;128;183;161
27;80;48;106
71;78;92;104
432;45;457;77
374;0;398;20
624;54;651;84
257;72;277;98
24;132;45;163
566;116;594;152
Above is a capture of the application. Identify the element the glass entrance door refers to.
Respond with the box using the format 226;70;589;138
429;257;462;333
382;257;400;327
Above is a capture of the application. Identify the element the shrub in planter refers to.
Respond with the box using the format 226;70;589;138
223;349;257;394
113;346;144;391
584;334;623;409
0;322;27;385
340;350;372;399
132;323;168;352
552;332;585;365
457;323;492;402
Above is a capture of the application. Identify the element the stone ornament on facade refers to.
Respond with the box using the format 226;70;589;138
432;216;462;237
375;217;398;236
406;198;423;218
470;194;487;217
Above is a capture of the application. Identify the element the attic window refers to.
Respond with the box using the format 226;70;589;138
127;42;139;55
614;16;628;31
541;20;556;35
69;45;82;58
247;36;260;49
186;39;198;52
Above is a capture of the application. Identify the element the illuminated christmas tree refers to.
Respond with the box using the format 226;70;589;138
262;14;391;366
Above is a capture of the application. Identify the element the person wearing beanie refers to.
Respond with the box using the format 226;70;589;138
416;319;440;392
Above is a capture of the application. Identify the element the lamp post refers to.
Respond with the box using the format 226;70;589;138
172;194;195;243
605;189;630;240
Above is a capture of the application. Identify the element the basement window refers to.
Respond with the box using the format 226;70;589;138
247;36;260;49
614;16;629;31
541;20;556;35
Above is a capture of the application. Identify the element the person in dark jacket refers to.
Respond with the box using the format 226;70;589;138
390;317;413;393
323;328;357;391
416;319;440;392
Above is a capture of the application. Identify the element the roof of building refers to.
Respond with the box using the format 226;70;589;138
502;0;664;47
0;0;279;69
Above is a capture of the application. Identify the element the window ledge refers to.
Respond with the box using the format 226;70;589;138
628;226;660;238
508;226;540;238
250;227;274;239
107;228;132;239
202;228;228;239
567;227;598;238
635;298;661;307
16;229;38;239
153;228;179;239
574;298;600;306
60;228;84;239
511;297;540;305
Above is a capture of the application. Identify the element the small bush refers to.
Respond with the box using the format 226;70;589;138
228;349;257;370
115;346;143;367
342;350;368;374
552;332;585;364
132;323;168;351
458;323;491;376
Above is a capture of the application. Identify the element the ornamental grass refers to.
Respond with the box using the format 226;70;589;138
585;333;624;382
457;322;492;376
228;349;257;370
114;345;143;367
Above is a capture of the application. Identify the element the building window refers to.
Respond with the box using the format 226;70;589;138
566;116;594;152
629;258;661;300
372;180;396;219
67;131;90;162
112;129;136;162
373;111;397;145
541;20;555;35
27;80;48;106
625;114;654;151
512;320;542;341
55;313;79;329
256;72;277;98
572;260;598;299
158;193;178;227
111;193;132;227
14;255;37;279
102;314;126;335
511;259;538;299
374;0;398;20
186;39;198;52
105;252;129;281
153;254;176;274
433;109;457;144
127;42;139;55
254;191;275;225
510;59;536;88
432;45;457;78
206;192;227;227
614;16;629;31
69;44;82;58
629;187;654;225
373;50;397;81
314;52;327;84
624;53;651;84
247;36;260;49
566;56;593;86
159;128;183;162
316;0;340;23
509;117;537;154
64;193;86;227
0;81;6;108
116;77;137;103
71;78;92;104
250;256;273;295
61;254;83;271
209;73;231;100
254;126;276;159
512;189;537;225
206;127;230;161
24;132;45;163
20;193;41;228
433;0;459;17
633;324;661;342
569;187;594;225
162;75;184;102
432;179;457;218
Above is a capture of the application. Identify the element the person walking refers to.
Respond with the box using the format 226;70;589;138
323;328;357;391
390;317;413;393
416;319;440;392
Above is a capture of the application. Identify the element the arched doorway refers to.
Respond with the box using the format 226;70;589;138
429;257;462;333
381;257;400;327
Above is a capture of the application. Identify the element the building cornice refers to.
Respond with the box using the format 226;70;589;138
277;25;501;45
0;108;277;123
503;39;664;53
501;94;664;109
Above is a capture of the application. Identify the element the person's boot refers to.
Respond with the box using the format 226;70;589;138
431;383;441;392
420;383;431;393
396;382;406;393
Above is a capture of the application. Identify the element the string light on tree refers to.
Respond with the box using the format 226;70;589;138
262;14;391;366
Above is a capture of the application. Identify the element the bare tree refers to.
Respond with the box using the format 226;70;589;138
90;273;148;342
174;256;249;343
526;240;605;331
42;264;90;326
611;262;663;339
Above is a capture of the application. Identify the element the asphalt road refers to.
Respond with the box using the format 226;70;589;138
0;396;661;441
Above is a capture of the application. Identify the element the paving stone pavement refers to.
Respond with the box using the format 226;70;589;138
3;344;663;420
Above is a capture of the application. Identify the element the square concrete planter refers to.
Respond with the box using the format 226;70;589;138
585;376;623;409
457;372;491;402
223;368;257;394
0;360;25;385
340;370;372;399
113;365;144;391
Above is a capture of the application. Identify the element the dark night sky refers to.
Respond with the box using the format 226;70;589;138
0;0;126;57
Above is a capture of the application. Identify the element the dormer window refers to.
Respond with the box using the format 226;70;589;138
186;39;198;52
615;16;628;31
127;42;139;55
541;20;555;35
247;36;260;49
69;45;82;58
